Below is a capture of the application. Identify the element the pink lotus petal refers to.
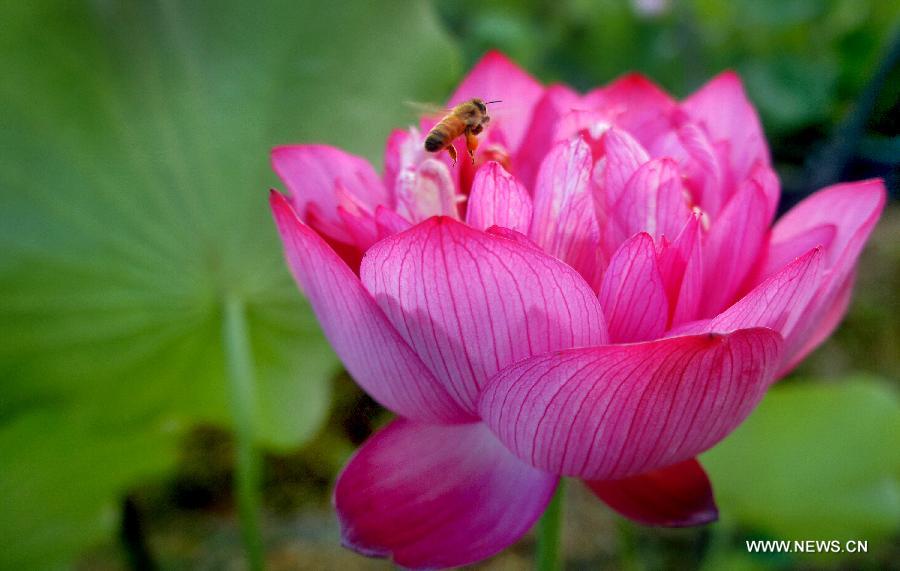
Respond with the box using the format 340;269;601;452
485;225;543;251
585;458;718;527
554;109;616;152
479;328;783;480
335;183;380;251
599;233;668;343
531;137;605;288
700;179;769;317
385;125;462;202
665;318;713;337
448;50;545;153
679;124;726;216
304;202;364;272
785;270;855;373
770;179;885;269
748;162;780;224
466;161;534;234
271;192;469;422
612;157;691;242
272;145;389;233
597;128;651;207
584;73;677;146
335;420;558;570
517;85;582;188
769;179;885;367
450;125;515;199
657;214;704;327
651;122;725;217
374;205;412;240
710;248;824;348
361;216;609;414
395;158;461;223
757;223;836;283
336;206;378;252
681;71;769;186
383;128;409;200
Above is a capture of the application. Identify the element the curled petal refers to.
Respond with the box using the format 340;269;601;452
466;161;534;234
531;137;604;288
272;145;388;236
271;192;469;422
396;159;461;223
585;458;718;527
335;420;558;570
479;328;783;480
599;233;668;343
448;50;545;152
361;216;609;414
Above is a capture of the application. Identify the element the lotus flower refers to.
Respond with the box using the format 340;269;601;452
270;51;885;569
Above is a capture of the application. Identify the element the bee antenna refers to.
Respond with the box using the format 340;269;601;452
485;99;503;104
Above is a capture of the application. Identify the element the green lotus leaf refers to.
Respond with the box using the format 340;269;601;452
0;1;459;567
704;377;900;546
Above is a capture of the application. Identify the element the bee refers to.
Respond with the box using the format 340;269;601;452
423;98;500;165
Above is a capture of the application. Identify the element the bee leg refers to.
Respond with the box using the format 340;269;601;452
446;144;458;166
465;130;479;164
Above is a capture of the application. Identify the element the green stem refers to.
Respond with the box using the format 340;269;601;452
223;295;265;571
617;519;642;571
536;479;565;571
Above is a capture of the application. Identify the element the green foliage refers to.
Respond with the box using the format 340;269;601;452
0;1;458;567
703;378;900;548
436;0;898;133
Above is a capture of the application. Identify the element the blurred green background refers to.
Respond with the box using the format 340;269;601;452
0;1;897;569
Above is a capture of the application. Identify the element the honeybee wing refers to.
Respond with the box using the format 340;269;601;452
403;101;452;120
405;100;530;119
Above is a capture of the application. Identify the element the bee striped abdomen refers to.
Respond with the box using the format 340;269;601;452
424;116;465;152
424;129;446;152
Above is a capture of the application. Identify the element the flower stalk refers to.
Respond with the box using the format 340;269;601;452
223;295;265;571
536;480;565;571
